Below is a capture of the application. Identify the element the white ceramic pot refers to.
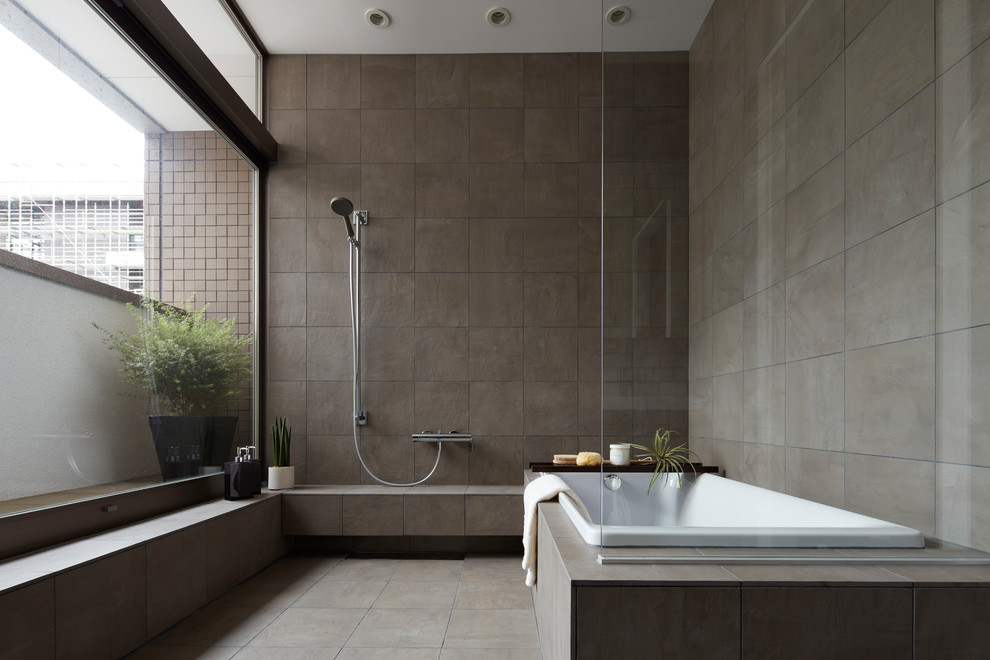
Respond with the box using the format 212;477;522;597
268;465;295;490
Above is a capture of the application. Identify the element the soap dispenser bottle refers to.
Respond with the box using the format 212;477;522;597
224;447;253;500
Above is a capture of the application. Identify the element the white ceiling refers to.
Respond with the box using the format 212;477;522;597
236;0;714;54
2;0;713;136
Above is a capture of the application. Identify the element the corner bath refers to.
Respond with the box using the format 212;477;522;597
548;471;926;549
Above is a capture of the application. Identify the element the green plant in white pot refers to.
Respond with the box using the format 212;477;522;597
268;416;294;490
95;297;252;480
628;427;699;493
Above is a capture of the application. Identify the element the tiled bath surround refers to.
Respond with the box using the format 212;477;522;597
265;53;689;486
688;0;990;552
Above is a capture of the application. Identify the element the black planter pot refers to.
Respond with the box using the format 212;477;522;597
148;415;238;481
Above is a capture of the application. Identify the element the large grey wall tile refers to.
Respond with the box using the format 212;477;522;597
739;441;786;490
936;180;990;332
710;164;745;252
470;382;524;436
845;87;935;247
306;272;351;326
785;57;844;193
845;337;935;461
845;211;935;350
714;91;745;185
307;55;360;109
416;109;469;163
416;53;469;108
784;0;844;106
712;229;747;312
713;303;744;375
845;0;888;43
784;155;844;278
938;326;990;466
470;54;524;107
937;463;990;554
361;326;415;380
713;372;743;441
690;377;714;439
845;0;934;143
846;453;935;534
269;326;307;381
785;254;844;361
689;256;714;325
743;282;785;369
362;164;415;218
361;55;415;108
785;354;845;451
269;55;306;110
307;109;360;163
785;447;845;507
689;318;713;380
743;43;785;151
524;382;578;436
743;202;785;298
361;382;415;436
937;0;990;74
712;25;744;122
937;38;990;202
744;365;785;446
415;327;469;381
470;327;524;382
744;0;786;82
269;272;307;326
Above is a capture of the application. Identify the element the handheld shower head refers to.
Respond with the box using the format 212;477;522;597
330;196;355;240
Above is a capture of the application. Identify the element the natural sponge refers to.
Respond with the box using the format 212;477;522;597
576;451;602;467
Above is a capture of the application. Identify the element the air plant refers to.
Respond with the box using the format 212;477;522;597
272;416;292;467
628;428;699;493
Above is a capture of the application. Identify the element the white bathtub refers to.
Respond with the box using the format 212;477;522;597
550;471;925;548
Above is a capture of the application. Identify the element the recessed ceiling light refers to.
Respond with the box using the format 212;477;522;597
486;7;511;27
606;5;631;26
365;9;391;29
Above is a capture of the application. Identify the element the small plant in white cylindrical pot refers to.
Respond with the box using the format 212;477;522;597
268;416;294;490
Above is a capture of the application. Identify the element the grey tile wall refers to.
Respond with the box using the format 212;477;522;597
689;0;990;552
267;52;689;485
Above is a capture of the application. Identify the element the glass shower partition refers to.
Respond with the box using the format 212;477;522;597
598;6;693;558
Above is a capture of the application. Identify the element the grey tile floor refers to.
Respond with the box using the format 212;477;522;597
128;554;543;659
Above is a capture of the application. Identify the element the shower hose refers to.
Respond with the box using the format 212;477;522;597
348;232;443;486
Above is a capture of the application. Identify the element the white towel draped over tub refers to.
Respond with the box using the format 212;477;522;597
522;474;590;587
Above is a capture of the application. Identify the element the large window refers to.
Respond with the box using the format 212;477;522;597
0;0;257;521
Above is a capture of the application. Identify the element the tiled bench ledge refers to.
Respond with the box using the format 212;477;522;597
0;493;286;658
281;484;524;538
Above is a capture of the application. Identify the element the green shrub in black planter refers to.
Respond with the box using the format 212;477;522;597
96;297;252;480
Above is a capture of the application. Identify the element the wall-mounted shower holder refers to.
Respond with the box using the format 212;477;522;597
356;410;368;425
355;210;368;226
